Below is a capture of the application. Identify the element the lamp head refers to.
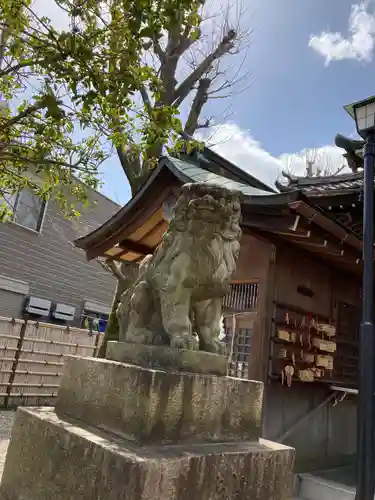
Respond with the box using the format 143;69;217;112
344;96;375;139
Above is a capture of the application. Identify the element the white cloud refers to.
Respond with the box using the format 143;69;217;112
308;2;375;64
196;124;349;190
197;124;282;188
29;2;349;194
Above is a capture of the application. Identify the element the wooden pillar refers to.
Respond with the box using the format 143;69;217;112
248;244;276;382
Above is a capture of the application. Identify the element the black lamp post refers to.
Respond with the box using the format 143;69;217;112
340;96;375;500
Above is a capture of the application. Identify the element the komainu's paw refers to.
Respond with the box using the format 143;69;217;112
170;334;199;351
201;339;228;355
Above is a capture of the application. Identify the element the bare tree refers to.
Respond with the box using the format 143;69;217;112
0;0;253;354
179;0;253;135
116;0;253;191
276;148;348;190
96;0;253;353
39;0;252;354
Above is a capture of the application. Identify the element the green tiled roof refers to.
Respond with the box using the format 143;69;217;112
169;157;271;196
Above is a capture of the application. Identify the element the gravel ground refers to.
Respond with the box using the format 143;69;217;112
0;412;14;480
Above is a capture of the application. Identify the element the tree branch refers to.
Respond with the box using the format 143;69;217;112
97;257;139;284
0;58;49;77
159;34;181;101
184;77;210;135
152;37;166;63
157;22;201;104
174;25;200;57
116;145;142;194
172;29;237;107
0;148;99;172
0;28;8;69
196;118;211;130
107;260;126;281
2;101;46;130
139;85;152;113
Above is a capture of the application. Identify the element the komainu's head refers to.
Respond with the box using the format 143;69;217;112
170;182;242;242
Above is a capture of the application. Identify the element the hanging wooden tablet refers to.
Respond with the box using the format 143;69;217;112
312;337;336;353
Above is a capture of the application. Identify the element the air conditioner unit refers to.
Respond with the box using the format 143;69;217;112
52;303;75;322
25;296;51;317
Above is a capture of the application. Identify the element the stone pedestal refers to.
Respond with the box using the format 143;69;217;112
0;344;295;500
55;356;263;444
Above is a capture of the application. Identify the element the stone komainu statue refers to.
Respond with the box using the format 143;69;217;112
117;182;242;353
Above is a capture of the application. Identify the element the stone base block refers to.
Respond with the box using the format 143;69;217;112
0;407;295;500
106;341;228;376
56;356;263;445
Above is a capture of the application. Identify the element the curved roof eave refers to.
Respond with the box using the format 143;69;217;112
276;171;364;192
242;189;303;206
74;156;304;256
74;159;174;251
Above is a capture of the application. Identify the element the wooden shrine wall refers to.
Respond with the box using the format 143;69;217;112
229;231;274;380
261;243;360;468
269;244;361;389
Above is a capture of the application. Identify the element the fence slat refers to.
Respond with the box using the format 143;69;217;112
4;319;27;408
0;316;101;408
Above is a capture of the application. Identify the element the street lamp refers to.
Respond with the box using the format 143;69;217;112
342;96;375;500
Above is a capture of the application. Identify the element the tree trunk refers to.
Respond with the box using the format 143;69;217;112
97;262;138;358
97;278;127;358
96;150;147;359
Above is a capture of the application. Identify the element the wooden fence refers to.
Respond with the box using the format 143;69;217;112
0;316;103;408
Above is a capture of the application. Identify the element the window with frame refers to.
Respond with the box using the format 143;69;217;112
225;326;252;378
5;188;47;232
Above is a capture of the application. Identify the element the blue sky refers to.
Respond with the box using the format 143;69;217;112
38;1;375;204
232;0;373;155
196;0;375;186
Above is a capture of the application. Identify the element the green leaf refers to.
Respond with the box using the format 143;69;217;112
0;0;206;208
190;28;200;41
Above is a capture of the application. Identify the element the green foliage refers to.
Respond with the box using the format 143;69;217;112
0;0;203;217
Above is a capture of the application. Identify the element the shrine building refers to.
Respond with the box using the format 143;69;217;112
75;144;365;471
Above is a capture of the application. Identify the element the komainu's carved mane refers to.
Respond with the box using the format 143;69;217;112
170;183;242;238
117;182;243;353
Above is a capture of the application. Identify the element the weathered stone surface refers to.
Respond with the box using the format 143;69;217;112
106;341;228;376
0;407;295;500
56;356;263;445
117;182;242;354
